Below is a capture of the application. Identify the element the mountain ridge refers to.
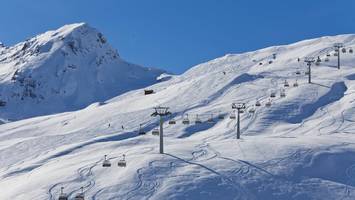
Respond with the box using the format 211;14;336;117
0;23;165;120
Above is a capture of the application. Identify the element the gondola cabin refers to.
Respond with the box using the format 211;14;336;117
74;194;84;200
207;115;214;123
255;101;261;107
74;187;84;200
195;119;202;124
207;118;214;123
58;187;68;200
182;114;190;125
195;115;202;124
117;154;127;167
152;128;159;136
138;124;146;135
182;118;190;125
102;155;111;167
168;120;176;125
280;92;286;97
144;89;154;95
59;195;68;200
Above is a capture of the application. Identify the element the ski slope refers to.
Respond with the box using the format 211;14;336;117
1;34;355;199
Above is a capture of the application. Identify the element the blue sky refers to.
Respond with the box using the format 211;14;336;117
1;0;355;74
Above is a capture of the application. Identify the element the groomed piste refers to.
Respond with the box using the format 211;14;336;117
1;25;355;199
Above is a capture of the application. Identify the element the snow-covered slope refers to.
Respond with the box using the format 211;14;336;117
0;23;164;120
1;34;355;199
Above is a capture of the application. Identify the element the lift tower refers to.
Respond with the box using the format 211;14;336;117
334;43;344;69
304;57;315;84
151;106;171;154
232;103;246;139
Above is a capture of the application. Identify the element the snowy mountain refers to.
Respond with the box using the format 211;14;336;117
1;33;355;199
0;23;164;120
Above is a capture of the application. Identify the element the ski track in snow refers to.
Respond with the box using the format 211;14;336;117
2;33;355;199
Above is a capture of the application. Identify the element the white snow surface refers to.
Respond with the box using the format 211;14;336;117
0;23;164;120
1;33;355;199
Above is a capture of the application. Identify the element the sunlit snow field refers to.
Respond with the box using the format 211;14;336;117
1;30;355;199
